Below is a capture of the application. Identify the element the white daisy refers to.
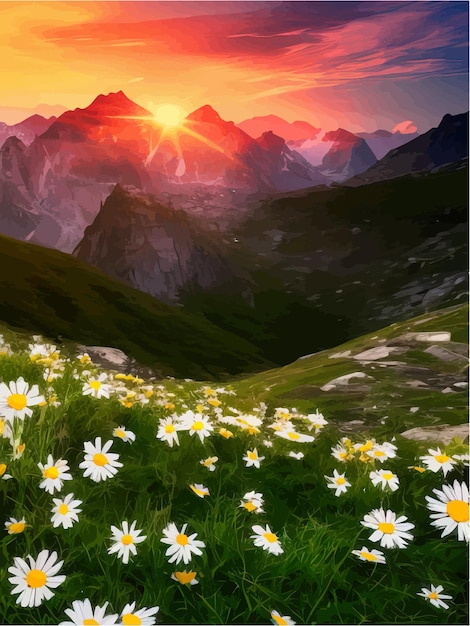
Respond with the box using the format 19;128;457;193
351;546;386;564
113;426;136;443
271;609;296;625
189;483;210;498
243;448;265;468
51;494;82;529
288;451;304;460
0;377;44;422
8;549;65;607
5;517;26;535
454;453;470;466
180;410;214;443
251;524;284;555
366;442;397;462
361;508;415;549
240;491;264;513
417;584;453;609
369;469;400;492
160;522;205;565
156;416;182;447
331;442;353;462
325;469;351;496
425;480;469;542
171;570;199;585
200;456;218;471
59;599;118;625
108;520;147;564
274;429;315;443
305;410;328;432
120;601;159;625
79;437;123;482
38;455;73;494
82;373;111;399
420;448;457;476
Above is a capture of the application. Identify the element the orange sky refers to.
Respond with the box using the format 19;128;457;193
0;1;467;132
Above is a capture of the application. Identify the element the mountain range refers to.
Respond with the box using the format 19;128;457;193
0;92;467;369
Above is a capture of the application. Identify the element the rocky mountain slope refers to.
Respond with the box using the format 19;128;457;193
347;112;468;185
73;184;247;301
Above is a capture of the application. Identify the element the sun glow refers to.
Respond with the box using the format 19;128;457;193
150;103;186;128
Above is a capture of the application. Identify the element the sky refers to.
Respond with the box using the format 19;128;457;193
0;0;468;133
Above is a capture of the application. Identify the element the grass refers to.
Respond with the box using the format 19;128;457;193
0;309;468;625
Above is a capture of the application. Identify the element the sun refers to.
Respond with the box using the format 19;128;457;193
150;103;186;128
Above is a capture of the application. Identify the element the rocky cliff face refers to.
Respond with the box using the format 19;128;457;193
73;185;241;301
319;129;377;182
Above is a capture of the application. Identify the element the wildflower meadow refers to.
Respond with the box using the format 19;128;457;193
0;332;468;625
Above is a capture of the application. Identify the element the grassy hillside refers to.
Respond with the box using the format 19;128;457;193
233;303;468;440
0;233;269;379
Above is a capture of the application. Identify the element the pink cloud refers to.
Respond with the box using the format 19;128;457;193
393;120;418;134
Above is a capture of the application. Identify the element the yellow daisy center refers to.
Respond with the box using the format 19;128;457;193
208;399;221;407
248;451;258;460
7;394;27;411
0;462;6;476
176;533;189;545
93;453;108;466
339;452;347;459
59;504;69;515
447;500;469;523
26;569;46;588
175;570;197;584
220;429;233;439
8;521;26;534
272;614;288;625
190;485;207;497
374;450;385;457
378;522;395;534
336;477;346;485
287;432;300;440
359;441;373;452
435;454;450;464
360;551;378;561
122;614;142;626
428;592;439;600
121;534;134;545
44;466;59;480
382;472;394;480
264;532;278;543
115;429;126;438
192;421;204;431
83;620;100;626
89;380;102;391
244;501;257;512
165;424;175;433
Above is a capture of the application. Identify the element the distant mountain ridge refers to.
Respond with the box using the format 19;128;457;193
0;114;56;148
0;93;336;252
347;112;468;185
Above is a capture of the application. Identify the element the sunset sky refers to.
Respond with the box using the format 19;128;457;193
0;0;468;133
